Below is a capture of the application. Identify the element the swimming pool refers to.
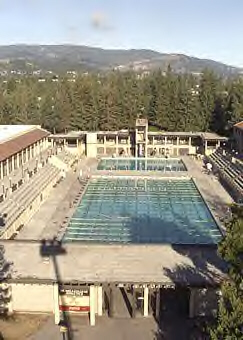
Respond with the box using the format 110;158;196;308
97;158;186;172
63;178;221;244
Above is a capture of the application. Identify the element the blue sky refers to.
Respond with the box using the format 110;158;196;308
0;0;242;67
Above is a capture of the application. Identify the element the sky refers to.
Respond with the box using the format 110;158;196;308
0;0;242;67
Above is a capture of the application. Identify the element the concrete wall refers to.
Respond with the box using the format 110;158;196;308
234;126;243;154
11;283;54;312
86;133;98;158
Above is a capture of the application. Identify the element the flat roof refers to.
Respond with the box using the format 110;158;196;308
49;130;227;141
201;132;228;141
1;241;227;286
0;125;39;144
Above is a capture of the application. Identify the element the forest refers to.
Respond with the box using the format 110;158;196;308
0;69;242;134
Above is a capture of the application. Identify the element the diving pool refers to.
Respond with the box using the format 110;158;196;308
97;158;186;172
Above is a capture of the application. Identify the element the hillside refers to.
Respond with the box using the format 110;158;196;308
0;45;242;76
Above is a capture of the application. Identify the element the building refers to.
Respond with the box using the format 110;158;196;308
50;119;227;158
0;120;232;329
0;125;49;195
233;121;243;155
0;125;65;239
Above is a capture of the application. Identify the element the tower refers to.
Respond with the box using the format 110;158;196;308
135;119;148;157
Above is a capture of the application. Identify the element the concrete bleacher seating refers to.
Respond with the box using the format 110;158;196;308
0;163;61;238
0;148;52;201
208;148;243;202
49;149;77;172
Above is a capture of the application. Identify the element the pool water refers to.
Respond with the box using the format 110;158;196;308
63;178;221;244
97;158;186;172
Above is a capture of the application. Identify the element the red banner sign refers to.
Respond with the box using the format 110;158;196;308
59;305;90;312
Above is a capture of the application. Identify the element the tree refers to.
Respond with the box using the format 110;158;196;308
0;245;12;316
210;205;243;340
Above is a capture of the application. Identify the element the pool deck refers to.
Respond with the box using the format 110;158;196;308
16;156;232;241
182;156;232;229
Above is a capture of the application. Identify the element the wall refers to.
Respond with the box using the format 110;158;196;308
86;133;97;158
11;283;54;312
233;127;243;154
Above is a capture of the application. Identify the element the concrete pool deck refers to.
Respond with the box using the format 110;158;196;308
16;156;232;241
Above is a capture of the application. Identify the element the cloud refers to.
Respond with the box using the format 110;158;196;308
91;11;114;30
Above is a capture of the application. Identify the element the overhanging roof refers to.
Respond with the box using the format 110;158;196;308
1;241;227;286
0;128;49;162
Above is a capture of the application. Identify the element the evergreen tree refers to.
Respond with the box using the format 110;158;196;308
210;205;243;340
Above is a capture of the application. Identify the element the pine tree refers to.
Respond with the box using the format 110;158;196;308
210;205;243;340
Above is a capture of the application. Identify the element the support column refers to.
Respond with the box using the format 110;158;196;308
21;150;24;164
143;287;149;317
205;140;208;155
90;285;96;326
53;283;60;325
97;286;103;316
116;135;119;155
76;139;79;154
6;159;9;176
104;135;107;155
17;153;20;169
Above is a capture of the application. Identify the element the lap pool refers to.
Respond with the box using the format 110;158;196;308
97;158;186;172
63;178;221;244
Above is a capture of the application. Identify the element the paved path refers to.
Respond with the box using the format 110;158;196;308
183;156;232;229
28;315;158;340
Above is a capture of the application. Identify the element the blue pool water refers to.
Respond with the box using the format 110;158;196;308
63;178;221;244
97;158;186;172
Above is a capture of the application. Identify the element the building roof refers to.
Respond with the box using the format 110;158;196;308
200;132;228;141
0;128;49;162
1;241;227;286
50;130;227;141
234;121;243;130
0;125;39;144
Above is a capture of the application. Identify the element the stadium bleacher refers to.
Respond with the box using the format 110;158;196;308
208;148;243;202
0;162;61;238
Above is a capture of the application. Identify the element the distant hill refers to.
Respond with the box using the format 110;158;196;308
0;44;242;76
